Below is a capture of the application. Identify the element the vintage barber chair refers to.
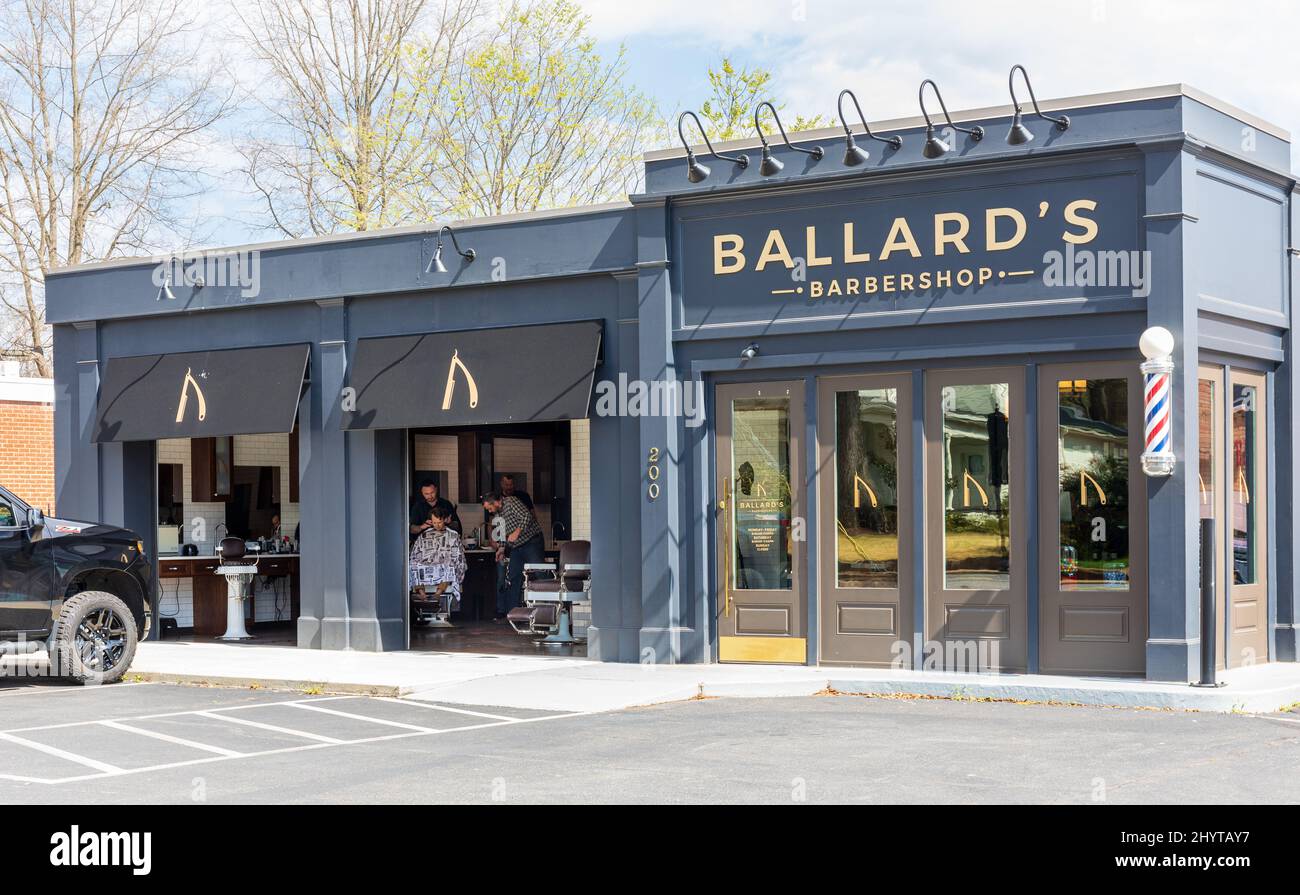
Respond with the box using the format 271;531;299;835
506;540;591;644
214;536;259;641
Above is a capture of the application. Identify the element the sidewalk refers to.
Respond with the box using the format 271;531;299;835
115;642;1300;714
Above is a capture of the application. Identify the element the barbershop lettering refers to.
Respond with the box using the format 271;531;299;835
712;199;1100;300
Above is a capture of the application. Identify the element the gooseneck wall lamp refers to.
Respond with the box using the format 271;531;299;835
426;225;476;274
836;89;903;166
1006;64;1071;145
753;101;823;176
677;111;749;183
918;79;984;159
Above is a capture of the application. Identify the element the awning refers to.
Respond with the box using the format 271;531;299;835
343;320;603;430
93;344;309;443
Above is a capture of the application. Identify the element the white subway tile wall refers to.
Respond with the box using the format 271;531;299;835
155;435;299;630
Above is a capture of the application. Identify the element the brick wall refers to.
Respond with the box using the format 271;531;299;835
0;397;55;513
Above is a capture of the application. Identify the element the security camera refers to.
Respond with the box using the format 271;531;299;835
740;343;759;360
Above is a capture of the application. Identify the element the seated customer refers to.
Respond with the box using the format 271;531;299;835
409;505;467;607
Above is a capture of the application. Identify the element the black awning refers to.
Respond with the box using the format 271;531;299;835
93;344;309;443
343;320;603;430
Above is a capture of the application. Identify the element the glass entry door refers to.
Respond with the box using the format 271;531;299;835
1228;369;1268;667
925;368;1027;672
1037;361;1147;675
817;374;913;666
715;382;806;664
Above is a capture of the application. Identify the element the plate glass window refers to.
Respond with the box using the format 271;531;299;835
730;397;792;591
834;388;899;588
1056;378;1129;590
942;383;1010;590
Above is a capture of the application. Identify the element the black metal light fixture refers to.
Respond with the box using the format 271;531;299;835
754;101;823;177
156;263;176;301
676;111;749;183
1006;64;1070;146
837;89;903;166
426;225;476;274
741;342;759;360
918;79;984;159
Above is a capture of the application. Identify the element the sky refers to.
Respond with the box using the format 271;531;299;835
199;0;1300;248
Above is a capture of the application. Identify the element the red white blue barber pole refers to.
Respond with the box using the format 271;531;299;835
1139;326;1176;477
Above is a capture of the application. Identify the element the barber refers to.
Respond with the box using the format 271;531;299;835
482;490;543;620
410;478;462;541
498;473;533;511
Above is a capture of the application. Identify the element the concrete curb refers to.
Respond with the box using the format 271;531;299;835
129;671;404;698
822;678;1300;714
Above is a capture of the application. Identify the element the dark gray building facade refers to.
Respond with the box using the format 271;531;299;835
45;84;1299;682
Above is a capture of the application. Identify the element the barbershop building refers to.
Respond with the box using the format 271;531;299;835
45;84;1299;681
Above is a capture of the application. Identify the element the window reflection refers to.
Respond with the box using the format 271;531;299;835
835;388;898;588
1232;384;1257;585
731;398;792;590
1198;380;1215;521
942;384;1010;590
1058;378;1130;591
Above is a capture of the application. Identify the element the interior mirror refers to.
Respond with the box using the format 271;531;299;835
29;507;44;528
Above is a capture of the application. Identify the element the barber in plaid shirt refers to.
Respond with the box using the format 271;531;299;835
482;491;544;619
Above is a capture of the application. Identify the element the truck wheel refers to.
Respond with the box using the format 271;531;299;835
53;591;138;685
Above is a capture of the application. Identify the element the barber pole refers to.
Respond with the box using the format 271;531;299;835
1139;326;1176;477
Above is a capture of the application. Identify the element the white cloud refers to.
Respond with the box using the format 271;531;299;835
579;0;1300;148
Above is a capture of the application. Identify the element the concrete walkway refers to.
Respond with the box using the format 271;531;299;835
60;642;1300;714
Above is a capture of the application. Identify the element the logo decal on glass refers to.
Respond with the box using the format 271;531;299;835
441;349;479;411
176;367;207;423
962;468;989;508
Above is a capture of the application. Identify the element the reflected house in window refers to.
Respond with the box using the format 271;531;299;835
835;388;899;588
941;384;1011;591
1056;379;1129;590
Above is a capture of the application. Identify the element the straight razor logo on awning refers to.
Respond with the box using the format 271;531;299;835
441;349;478;410
175;367;208;424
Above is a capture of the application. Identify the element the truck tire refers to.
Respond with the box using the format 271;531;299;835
52;591;138;685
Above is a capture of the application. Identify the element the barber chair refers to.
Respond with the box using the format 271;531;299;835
506;540;591;644
411;589;455;629
214;536;259;641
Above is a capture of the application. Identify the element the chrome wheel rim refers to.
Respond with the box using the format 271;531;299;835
74;607;129;673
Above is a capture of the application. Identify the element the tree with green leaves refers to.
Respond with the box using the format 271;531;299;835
698;58;826;143
426;0;661;218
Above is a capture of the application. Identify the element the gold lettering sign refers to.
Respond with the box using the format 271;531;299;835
175;367;207;424
709;199;1102;302
441;349;479;410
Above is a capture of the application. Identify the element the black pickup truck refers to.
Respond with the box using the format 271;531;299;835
0;485;153;684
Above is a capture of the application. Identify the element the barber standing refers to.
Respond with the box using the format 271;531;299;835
482;490;543;619
410;478;462;541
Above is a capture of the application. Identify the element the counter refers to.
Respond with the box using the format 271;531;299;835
157;554;301;636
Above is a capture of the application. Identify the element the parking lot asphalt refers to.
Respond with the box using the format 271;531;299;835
1;680;1298;804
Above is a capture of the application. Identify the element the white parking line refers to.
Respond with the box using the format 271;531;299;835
373;697;518;722
99;720;245;758
194;710;344;744
285;702;440;733
0;730;124;774
0;696;589;786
